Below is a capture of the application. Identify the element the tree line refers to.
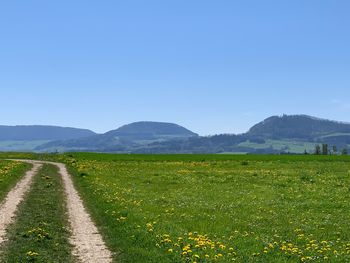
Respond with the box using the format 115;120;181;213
312;144;348;155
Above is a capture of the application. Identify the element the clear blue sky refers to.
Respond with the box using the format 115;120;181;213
1;1;349;135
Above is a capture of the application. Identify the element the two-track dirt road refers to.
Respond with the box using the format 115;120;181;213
0;160;113;263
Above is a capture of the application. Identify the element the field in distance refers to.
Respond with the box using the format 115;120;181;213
2;153;350;262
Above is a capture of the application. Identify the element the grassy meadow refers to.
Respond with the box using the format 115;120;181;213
0;160;30;203
52;153;350;262
1;153;350;262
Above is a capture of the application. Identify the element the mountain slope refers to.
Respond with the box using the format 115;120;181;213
247;115;350;140
14;115;350;154
0;125;97;152
105;121;198;139
0;125;96;141
129;115;350;154
36;121;198;152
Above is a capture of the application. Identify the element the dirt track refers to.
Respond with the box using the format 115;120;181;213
0;162;42;244
1;160;113;263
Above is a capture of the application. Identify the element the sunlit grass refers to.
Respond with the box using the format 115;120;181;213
60;154;350;262
0;160;30;202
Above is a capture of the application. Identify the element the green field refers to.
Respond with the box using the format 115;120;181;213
1;153;350;262
0;160;30;202
51;153;350;262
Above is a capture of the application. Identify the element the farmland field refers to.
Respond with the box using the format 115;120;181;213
1;153;350;262
51;153;350;262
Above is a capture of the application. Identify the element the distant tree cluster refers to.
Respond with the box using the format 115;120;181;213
313;144;348;155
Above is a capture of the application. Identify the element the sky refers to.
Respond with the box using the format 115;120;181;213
0;1;349;135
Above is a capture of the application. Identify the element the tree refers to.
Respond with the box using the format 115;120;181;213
314;145;321;155
322;144;328;155
332;145;337;155
342;148;348;155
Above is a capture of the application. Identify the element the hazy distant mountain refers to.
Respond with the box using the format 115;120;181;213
106;121;198;139
3;115;350;154
0;125;96;141
129;115;350;154
36;121;198;152
0;125;97;152
121;115;350;154
247;115;350;140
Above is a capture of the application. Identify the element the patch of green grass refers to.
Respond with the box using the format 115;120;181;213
59;153;350;262
0;161;30;202
0;164;74;262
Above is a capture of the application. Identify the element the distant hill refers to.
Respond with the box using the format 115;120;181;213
36;121;198;152
128;115;350;154
247;115;350;140
3;115;350;154
0;125;96;152
0;125;96;141
116;115;350;154
106;121;198;139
